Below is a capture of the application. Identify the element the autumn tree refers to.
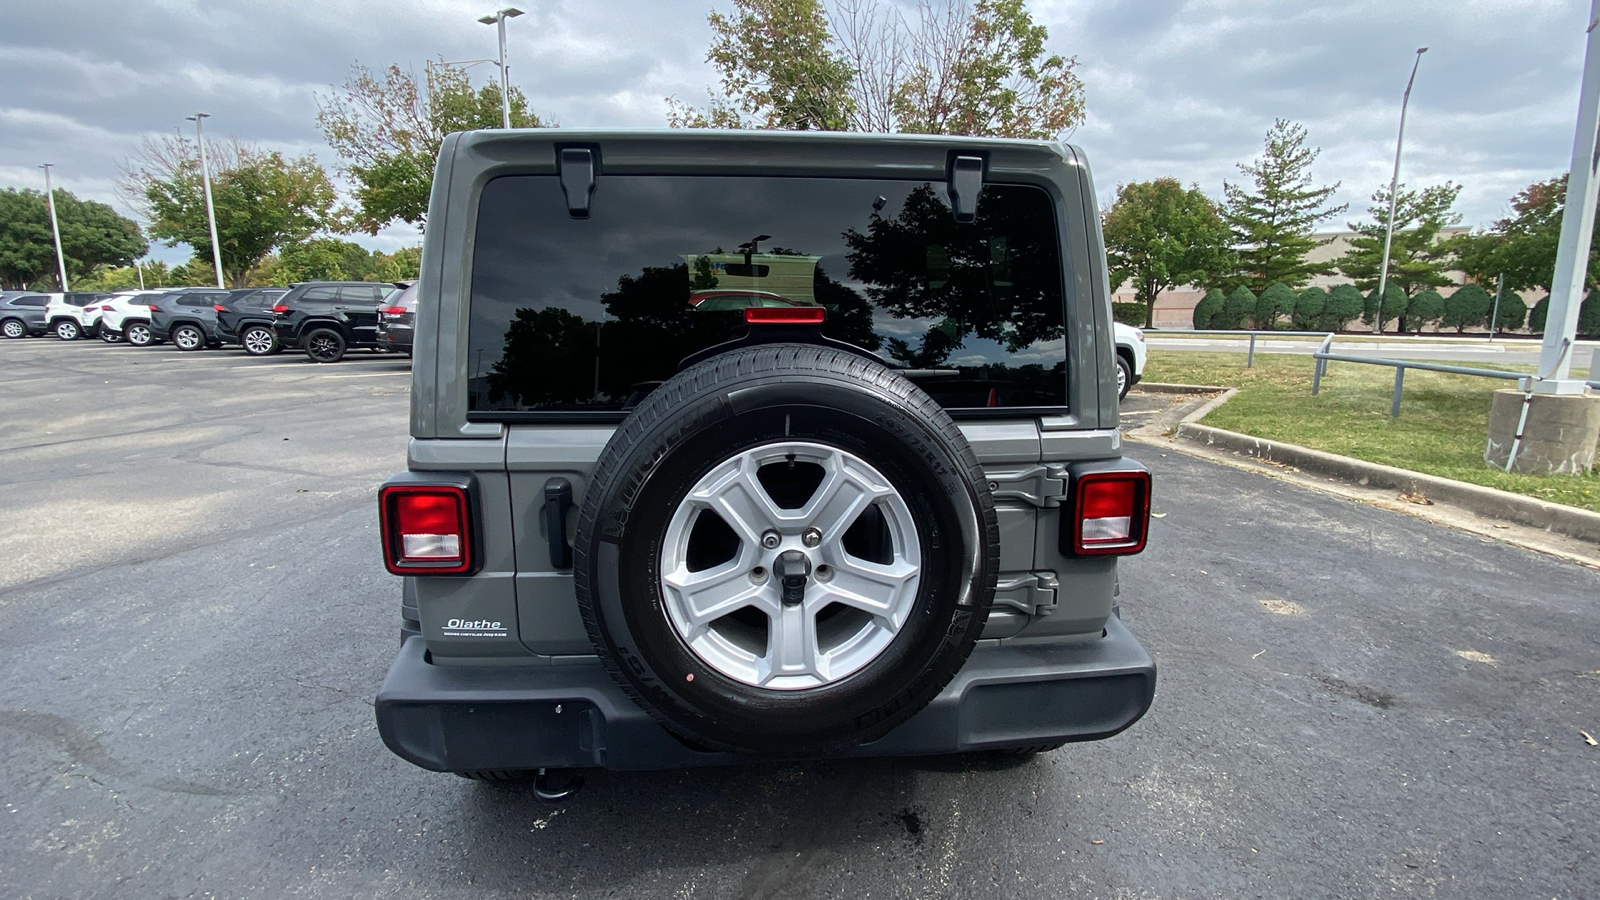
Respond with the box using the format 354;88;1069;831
1102;179;1233;328
121;134;339;288
1451;174;1600;302
1222;119;1346;291
1337;182;1462;299
317;61;547;233
0;187;146;289
669;0;1084;139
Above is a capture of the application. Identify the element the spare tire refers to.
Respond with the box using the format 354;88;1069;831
573;344;998;756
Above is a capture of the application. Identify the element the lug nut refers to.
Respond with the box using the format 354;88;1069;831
814;564;832;582
760;530;781;549
802;527;822;547
750;566;768;584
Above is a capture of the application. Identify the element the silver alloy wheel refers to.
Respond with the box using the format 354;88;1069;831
2;319;23;338
1117;358;1128;397
242;327;275;355
56;321;79;340
126;323;151;345
100;328;120;343
174;326;202;350
658;441;921;690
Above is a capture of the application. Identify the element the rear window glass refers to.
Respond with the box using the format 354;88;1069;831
467;175;1067;415
300;287;339;303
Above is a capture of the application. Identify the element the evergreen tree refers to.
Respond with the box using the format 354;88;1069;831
1323;284;1365;331
1337;182;1462;296
1529;295;1549;333
1222;119;1347;290
1190;287;1226;329
1495;293;1528;332
1254;282;1297;330
1217;285;1256;330
1291;286;1326;330
1442;284;1492;333
1408;289;1446;333
1363;283;1407;333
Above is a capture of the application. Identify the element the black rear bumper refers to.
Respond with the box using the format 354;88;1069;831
375;616;1156;772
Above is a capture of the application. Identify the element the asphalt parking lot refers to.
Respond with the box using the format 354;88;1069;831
2;337;1597;899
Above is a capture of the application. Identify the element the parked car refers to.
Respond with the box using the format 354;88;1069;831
0;293;51;338
149;288;235;351
44;292;113;340
97;290;171;345
1113;322;1148;400
271;281;399;362
215;288;290;355
375;283;418;356
373;129;1156;790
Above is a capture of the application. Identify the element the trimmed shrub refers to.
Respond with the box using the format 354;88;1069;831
1190;288;1226;329
1217;286;1257;330
1528;295;1549;333
1113;302;1146;326
1408;289;1446;332
1323;284;1364;331
1362;284;1407;333
1291;287;1327;330
1495;295;1528;332
1582;294;1600;338
1254;282;1297;329
1443;284;1493;333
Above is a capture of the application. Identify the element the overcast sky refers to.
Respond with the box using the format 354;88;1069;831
1;0;1592;266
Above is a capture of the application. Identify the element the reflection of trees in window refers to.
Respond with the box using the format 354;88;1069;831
814;264;881;353
485;307;599;408
844;184;1063;367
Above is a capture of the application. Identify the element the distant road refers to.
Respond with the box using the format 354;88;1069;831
1145;335;1600;369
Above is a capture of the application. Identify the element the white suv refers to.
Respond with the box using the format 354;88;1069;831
97;291;168;345
44;292;112;340
1113;321;1147;400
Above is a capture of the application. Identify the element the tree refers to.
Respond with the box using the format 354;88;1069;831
669;0;1085;139
1408;289;1445;333
1496;293;1528;332
317;61;547;234
1323;284;1364;331
1190;287;1226;329
1337;182;1462;300
1450;175;1597;296
1442;283;1492;333
0;187;146;289
1362;284;1406;333
1103;179;1233;328
1216;285;1256;330
1253;282;1296;330
121;134;340;288
276;238;380;283
1290;286;1326;330
1222;119;1347;291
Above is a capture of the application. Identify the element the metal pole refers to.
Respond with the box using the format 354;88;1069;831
189;114;226;288
497;15;510;128
1391;366;1406;418
1376;48;1428;337
38;164;70;291
1535;0;1600;394
1247;333;1256;368
1489;273;1503;341
136;260;145;290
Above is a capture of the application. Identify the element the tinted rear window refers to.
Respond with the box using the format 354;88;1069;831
466;175;1068;415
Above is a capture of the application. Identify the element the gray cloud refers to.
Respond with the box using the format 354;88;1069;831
1;0;1591;267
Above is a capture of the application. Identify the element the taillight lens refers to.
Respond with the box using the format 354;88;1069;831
745;307;825;324
272;304;290;313
1070;471;1151;556
379;306;406;316
380;485;474;574
214;304;228;312
99;305;112;311
147;304;160;311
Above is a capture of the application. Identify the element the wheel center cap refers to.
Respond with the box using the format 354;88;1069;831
774;549;812;606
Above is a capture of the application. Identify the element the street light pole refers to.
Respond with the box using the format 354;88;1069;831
186;114;226;289
1375;47;1428;336
478;7;525;129
38;164;70;292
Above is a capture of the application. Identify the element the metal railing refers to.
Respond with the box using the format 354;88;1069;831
1143;329;1335;368
1309;333;1597;417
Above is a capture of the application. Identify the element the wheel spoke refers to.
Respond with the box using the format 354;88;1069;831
662;561;774;639
760;603;823;685
814;557;919;630
694;456;785;544
800;454;890;537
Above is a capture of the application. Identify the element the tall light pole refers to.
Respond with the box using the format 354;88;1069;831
186;113;226;288
477;7;525;129
38;164;70;292
1375;47;1428;335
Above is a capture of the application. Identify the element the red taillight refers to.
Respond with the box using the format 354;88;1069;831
380;485;473;574
379;306;406;316
214;305;228;312
99;305;112;311
147;304;160;311
272;304;290;313
745;307;825;324
1070;471;1151;556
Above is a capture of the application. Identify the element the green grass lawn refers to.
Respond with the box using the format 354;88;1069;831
1144;351;1600;513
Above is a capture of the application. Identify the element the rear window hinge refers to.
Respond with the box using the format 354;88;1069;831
986;464;1068;508
559;147;596;218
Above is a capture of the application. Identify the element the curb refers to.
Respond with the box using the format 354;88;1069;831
1132;382;1227;395
1170;396;1600;543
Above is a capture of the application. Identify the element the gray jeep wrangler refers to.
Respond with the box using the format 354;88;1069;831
374;129;1155;785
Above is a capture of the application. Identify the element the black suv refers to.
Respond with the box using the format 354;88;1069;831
270;281;399;362
375;282;418;356
149;288;236;351
215;287;290;355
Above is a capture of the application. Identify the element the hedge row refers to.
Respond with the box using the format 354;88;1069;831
1189;283;1594;336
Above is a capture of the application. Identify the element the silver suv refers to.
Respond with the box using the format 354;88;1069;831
374;131;1155;788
